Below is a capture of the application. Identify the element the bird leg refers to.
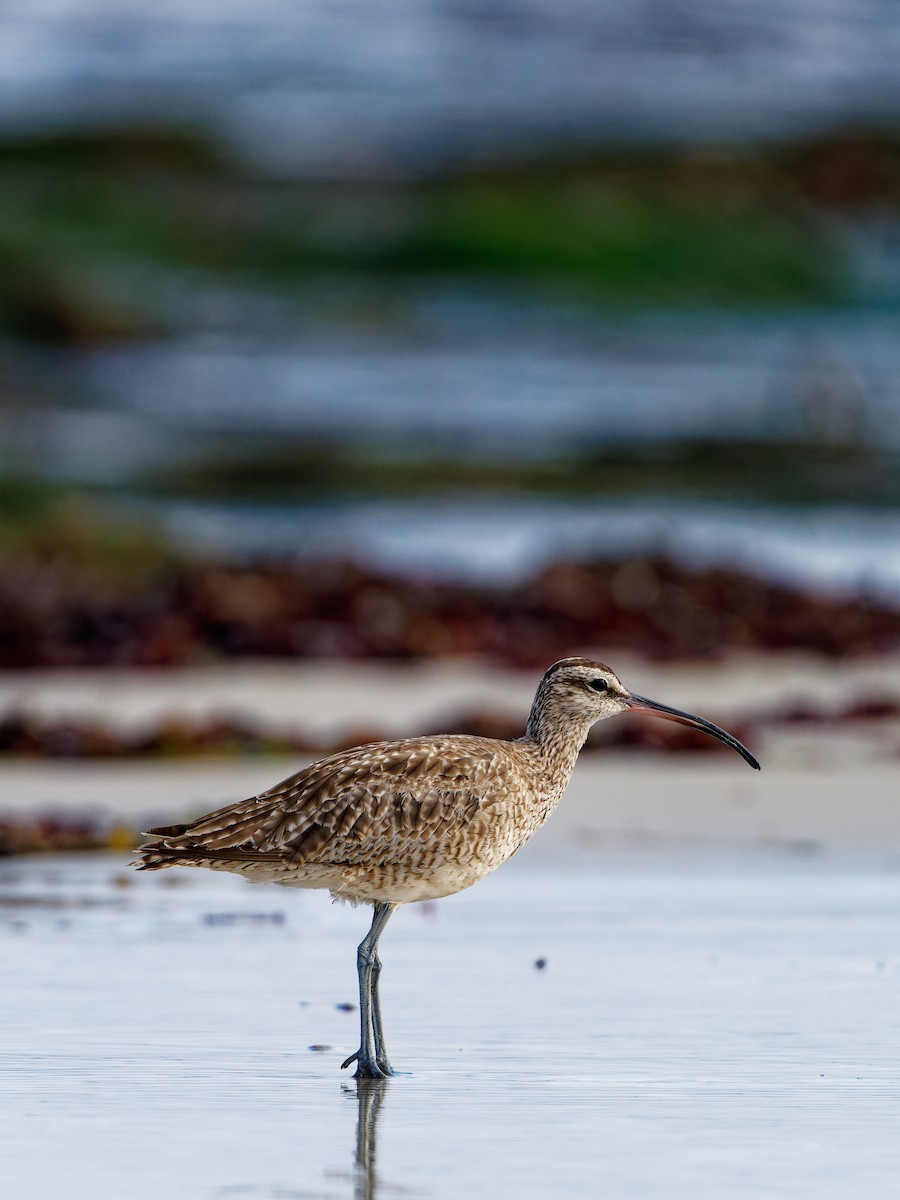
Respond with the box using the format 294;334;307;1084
370;949;392;1075
342;902;397;1079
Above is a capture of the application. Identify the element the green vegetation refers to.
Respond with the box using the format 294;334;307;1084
3;124;897;341
0;479;174;576
380;171;839;305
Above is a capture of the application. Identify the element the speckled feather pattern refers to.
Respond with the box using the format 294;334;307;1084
135;658;620;904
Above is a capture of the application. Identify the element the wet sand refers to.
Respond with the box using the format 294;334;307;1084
2;850;900;1199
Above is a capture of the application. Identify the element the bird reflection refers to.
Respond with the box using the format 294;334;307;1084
343;1077;390;1200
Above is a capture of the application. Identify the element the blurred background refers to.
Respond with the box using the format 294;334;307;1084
7;10;900;1198
2;0;900;807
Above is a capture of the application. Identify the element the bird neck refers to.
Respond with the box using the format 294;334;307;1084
524;691;593;783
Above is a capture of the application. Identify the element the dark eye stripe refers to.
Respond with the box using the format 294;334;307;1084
589;678;609;692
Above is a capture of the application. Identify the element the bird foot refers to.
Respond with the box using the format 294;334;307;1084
340;1051;396;1079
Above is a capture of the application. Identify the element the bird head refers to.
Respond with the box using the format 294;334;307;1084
536;658;760;769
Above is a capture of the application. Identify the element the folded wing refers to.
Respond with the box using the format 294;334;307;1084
136;735;511;871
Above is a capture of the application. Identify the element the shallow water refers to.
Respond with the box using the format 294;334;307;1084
2;852;900;1198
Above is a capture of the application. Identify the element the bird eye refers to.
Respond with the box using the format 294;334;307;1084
589;678;609;692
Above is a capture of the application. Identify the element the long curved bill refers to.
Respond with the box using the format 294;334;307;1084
626;693;761;770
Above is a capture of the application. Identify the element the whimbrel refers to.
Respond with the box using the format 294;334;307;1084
136;658;759;1077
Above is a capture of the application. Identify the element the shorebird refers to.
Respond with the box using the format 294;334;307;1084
136;658;759;1077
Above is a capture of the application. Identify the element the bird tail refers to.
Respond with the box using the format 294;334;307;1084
133;819;276;871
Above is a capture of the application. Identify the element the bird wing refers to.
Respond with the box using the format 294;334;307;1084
141;735;517;867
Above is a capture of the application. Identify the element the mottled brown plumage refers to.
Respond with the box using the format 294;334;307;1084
135;657;759;1077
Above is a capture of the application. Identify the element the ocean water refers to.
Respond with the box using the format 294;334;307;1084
143;494;900;597
4;1;900;172
6;298;899;596
67;304;900;594
73;305;900;458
